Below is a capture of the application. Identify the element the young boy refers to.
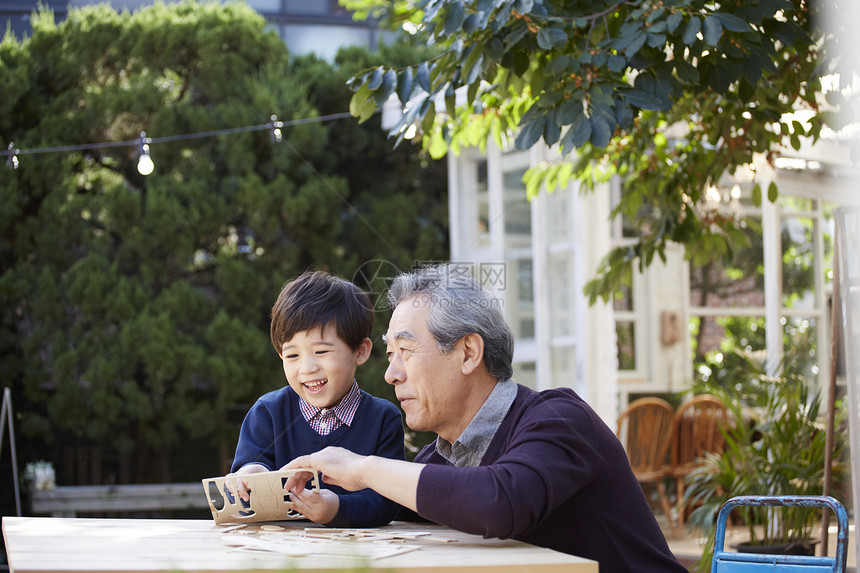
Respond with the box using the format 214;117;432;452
229;270;405;527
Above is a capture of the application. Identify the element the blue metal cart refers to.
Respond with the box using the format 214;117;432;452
712;496;849;572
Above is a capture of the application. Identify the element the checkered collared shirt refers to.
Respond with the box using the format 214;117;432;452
298;380;362;436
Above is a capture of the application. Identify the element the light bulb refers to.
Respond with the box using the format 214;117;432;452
136;131;154;175
270;115;283;143
137;146;154;175
731;184;741;200
6;142;18;169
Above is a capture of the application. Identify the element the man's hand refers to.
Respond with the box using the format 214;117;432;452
225;463;268;502
289;488;339;525
281;446;422;512
281;447;368;493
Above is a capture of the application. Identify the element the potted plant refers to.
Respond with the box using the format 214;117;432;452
683;349;846;571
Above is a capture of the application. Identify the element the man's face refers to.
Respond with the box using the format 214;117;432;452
384;297;466;442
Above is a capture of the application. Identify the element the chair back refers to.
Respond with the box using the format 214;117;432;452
616;397;674;475
712;496;848;573
670;394;728;470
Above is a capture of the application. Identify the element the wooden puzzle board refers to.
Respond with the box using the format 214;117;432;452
201;469;320;524
216;524;453;559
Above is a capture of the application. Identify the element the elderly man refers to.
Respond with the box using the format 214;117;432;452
285;265;687;572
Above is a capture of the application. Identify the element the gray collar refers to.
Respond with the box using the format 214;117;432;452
435;379;517;467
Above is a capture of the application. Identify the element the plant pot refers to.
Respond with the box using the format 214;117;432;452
731;539;819;556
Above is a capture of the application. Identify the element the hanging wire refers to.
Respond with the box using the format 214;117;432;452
1;111;356;168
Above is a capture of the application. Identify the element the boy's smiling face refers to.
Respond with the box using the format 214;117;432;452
280;326;372;409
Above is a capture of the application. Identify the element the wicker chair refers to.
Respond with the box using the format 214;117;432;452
668;393;729;530
616;397;675;532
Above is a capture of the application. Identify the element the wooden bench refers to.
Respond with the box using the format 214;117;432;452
30;482;209;517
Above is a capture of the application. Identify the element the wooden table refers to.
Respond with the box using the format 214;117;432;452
2;517;597;573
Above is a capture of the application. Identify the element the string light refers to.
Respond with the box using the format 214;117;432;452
6;142;19;169
270;115;283;143
0;111;358;171
136;132;154;176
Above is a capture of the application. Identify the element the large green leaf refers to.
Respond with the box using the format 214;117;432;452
415;61;431;92
396;67;413;104
703;15;723;45
716;12;750;33
682;16;701;45
443;2;466;36
537;26;568;50
515;114;546;149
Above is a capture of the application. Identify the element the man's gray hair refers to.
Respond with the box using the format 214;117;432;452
386;264;514;382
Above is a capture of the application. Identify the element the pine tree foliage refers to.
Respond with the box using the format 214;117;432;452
0;1;446;481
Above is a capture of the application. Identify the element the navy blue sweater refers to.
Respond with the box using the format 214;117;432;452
414;384;687;572
232;385;405;527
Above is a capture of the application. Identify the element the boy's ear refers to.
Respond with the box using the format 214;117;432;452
354;338;373;365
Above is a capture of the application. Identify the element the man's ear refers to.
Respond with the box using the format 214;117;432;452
460;333;485;375
355;338;373;365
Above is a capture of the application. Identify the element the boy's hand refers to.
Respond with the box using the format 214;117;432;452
288;488;339;525
226;463;268;502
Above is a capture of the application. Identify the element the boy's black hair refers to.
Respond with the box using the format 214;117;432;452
270;270;373;352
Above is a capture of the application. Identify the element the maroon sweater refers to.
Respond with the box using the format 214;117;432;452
414;384;686;572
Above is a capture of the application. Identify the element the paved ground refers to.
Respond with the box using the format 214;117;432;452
663;519;857;572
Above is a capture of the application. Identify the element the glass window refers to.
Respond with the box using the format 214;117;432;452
778;196;816;213
474;159;490;249
620;208;658;238
613;283;634;312
246;0;280;12
690;316;766;367
731;181;761;210
610;175;642;375
500;154;534;342
284;0;348;14
549;251;575;338
503;167;531;249
688;194;837;391
822;203;836;285
782;316;819;379
505;258;534;339
453;155;490;254
512;362;536;389
283;24;372;60
781;215;816;310
690;223;764;308
690;315;768;392
552;346;576;388
616;182;660;239
616;321;636;370
516;259;534;307
548;187;573;244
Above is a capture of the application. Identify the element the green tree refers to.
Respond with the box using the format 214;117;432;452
341;0;850;302
288;43;449;454
0;1;446;484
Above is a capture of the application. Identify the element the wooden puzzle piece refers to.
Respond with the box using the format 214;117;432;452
221;533;422;559
201;468;320;525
